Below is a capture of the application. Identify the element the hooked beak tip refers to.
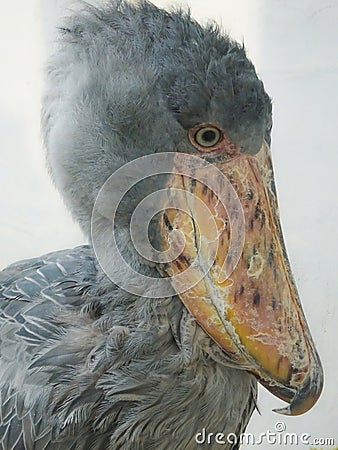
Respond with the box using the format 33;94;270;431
272;358;324;416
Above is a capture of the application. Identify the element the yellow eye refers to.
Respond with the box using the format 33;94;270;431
194;126;221;148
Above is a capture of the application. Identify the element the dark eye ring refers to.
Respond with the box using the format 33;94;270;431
194;126;221;147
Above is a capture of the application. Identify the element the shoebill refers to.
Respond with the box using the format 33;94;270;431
0;1;323;449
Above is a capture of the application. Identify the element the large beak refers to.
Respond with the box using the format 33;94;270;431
158;142;323;415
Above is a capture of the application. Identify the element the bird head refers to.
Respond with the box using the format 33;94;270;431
42;1;323;416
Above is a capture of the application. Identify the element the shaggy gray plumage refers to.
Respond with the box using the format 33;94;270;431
0;247;256;449
0;1;273;448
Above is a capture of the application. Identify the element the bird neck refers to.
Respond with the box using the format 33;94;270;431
87;248;257;448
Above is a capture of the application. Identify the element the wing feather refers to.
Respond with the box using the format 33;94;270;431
0;245;98;449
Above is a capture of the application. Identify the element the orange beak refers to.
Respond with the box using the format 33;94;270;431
158;142;323;415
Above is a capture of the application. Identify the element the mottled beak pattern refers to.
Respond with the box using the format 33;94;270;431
159;142;323;415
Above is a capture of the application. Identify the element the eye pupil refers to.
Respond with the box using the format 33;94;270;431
201;130;216;142
193;126;222;149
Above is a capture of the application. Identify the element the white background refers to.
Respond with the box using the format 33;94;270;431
0;1;337;448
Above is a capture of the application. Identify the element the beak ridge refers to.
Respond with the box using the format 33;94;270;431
158;143;323;415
